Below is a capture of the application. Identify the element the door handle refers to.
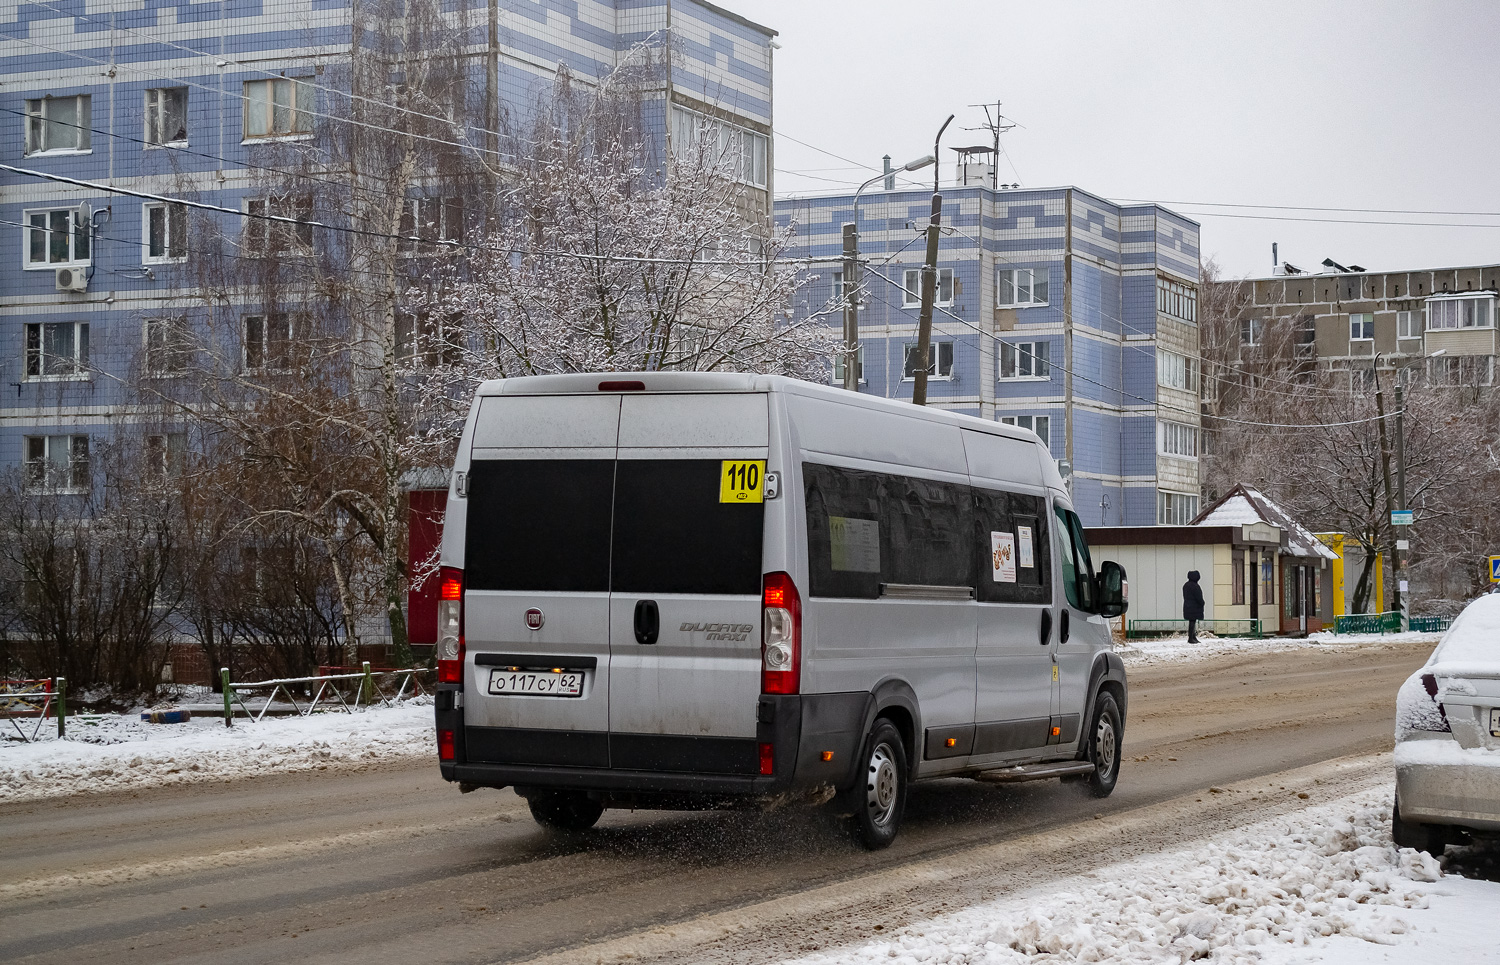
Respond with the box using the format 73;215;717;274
1039;609;1052;647
634;599;659;645
1060;609;1070;644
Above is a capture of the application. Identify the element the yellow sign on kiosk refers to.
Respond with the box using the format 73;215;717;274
720;460;766;503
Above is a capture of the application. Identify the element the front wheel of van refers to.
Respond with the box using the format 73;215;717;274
527;791;604;832
1081;691;1123;799
851;720;908;850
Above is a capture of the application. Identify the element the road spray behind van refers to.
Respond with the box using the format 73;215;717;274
434;372;1128;848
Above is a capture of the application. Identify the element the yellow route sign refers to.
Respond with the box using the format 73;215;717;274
719;460;766;504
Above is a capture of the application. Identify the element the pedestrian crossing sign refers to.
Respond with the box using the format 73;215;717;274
1491;556;1500;583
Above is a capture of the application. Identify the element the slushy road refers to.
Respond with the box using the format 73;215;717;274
0;640;1430;965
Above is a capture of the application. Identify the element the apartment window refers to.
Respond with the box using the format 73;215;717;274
1397;310;1420;339
398;197;463;253
670;107;768;188
902;268;955;308
24;208;91;267
243;313;295;371
24;321;89;379
999;414;1050;447
146;432;188;478
394;313;463;369
902;340;954;380
25;95;91;154
243;78;312;139
24;435;89;492
1156;350;1198;392
143;202;187;263
1240;317;1262;346
1425;295;1494;331
999;340;1050;379
144;87;188;145
1157;277;1197;322
997;268;1049;306
244;196;313;255
1426;355;1495;387
832;345;864;384
1349;367;1376;393
830;269;845;305
1157;490;1198;525
1157;419;1198;458
144;316;190;375
1349;313;1374;341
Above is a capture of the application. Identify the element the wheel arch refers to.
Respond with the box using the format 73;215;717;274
1076;651;1128;757
865;677;921;778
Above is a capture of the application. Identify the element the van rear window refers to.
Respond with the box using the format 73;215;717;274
612;460;765;596
464;459;614;592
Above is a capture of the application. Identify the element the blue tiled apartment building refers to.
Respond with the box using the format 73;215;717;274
0;0;774;488
776;182;1203;526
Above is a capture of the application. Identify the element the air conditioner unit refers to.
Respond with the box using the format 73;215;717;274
55;267;88;293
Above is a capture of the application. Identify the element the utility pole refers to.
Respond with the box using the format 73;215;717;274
1395;380;1408;630
1375;374;1400;622
841;222;859;391
912;114;954;407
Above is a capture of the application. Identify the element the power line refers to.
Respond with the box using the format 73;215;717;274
1113;197;1500;219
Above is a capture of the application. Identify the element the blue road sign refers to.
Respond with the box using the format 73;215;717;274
1490;556;1500;583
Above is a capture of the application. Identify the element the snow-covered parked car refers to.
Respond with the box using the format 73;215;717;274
1393;593;1500;854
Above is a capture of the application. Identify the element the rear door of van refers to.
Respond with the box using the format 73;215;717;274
461;394;620;768
607;393;769;774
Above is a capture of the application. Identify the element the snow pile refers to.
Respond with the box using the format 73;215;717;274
0;700;435;802
788;788;1481;965
1119;630;1439;666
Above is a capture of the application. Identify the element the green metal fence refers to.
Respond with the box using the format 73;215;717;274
1332;611;1402;634
1408;616;1453;633
1126;619;1263;639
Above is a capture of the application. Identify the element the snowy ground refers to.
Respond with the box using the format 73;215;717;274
0;699;435;802
783;785;1500;965
1118;630;1441;667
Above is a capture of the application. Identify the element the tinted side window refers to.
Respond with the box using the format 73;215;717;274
882;474;973;588
612;459;764;595
803;463;975;598
974;488;1051;605
804;463;882;599
465;459;614;592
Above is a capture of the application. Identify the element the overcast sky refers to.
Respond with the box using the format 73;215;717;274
730;0;1500;279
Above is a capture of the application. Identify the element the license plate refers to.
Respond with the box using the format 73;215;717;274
487;669;584;697
1491;708;1499;737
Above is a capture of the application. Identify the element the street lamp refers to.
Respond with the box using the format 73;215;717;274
1374;349;1444;630
839;154;935;392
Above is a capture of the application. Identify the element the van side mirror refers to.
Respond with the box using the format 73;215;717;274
1096;560;1128;618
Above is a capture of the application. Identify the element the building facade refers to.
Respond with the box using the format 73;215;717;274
1241;262;1500;391
0;0;775;484
776;182;1202;526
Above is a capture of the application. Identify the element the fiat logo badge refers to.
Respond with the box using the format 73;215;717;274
524;608;545;631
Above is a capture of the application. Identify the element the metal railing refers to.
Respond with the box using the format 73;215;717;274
1332;611;1451;634
0;677;66;741
1126;618;1263;639
221;662;432;726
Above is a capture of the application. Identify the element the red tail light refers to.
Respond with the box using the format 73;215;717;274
438;728;456;761
758;741;774;776
437;566;465;685
762;571;801;695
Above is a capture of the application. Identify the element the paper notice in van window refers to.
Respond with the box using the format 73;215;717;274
992;531;1017;583
829;516;880;573
1017;525;1034;568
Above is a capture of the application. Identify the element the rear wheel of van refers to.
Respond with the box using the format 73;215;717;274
527;791;604;832
1081;691;1122;798
851;720;908;850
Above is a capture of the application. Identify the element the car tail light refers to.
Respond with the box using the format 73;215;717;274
438;728;456;761
762;571;801;695
758;742;774;776
437;566;465;685
1416;673;1453;732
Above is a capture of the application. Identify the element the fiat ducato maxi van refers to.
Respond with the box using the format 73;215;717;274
434;372;1128;848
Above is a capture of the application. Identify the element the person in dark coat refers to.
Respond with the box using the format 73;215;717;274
1183;570;1205;643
